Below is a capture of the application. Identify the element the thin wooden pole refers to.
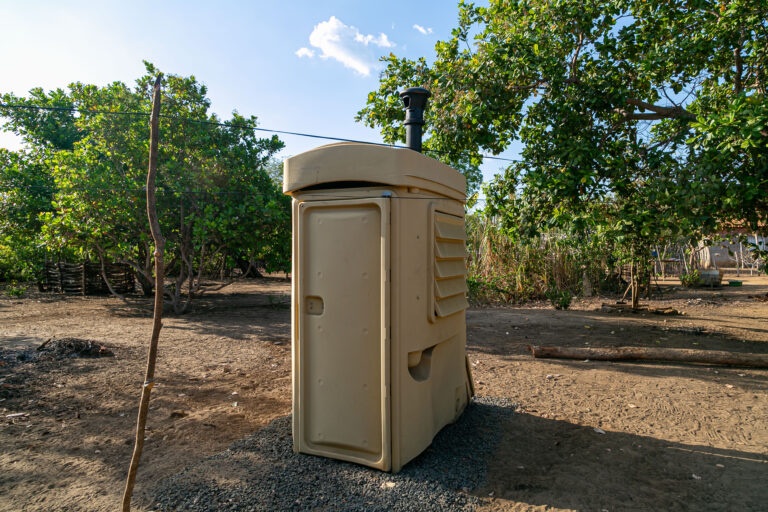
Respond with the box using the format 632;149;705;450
122;74;165;512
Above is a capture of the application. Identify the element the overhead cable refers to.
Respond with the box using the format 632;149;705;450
0;102;519;163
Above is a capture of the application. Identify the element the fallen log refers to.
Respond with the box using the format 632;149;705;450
528;345;768;368
600;303;681;315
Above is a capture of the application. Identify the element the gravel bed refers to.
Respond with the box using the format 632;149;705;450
150;396;516;511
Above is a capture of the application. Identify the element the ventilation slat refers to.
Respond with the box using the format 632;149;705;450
434;294;469;318
435;277;467;299
434;212;468;319
434;216;466;241
435;259;466;279
436;240;468;259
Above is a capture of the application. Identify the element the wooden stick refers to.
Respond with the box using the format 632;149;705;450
528;345;768;368
122;75;165;512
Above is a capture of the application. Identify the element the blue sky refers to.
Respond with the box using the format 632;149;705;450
0;0;510;184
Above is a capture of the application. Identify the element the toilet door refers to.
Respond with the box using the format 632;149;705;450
293;197;391;470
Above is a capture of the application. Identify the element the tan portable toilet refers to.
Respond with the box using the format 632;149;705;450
284;140;474;472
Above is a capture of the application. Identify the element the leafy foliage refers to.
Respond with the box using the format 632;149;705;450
1;63;289;310
679;269;701;288
1;88;81;150
465;212;612;304
0;148;56;280
545;288;572;310
360;0;768;292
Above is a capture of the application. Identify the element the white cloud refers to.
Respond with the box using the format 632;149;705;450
413;24;433;35
354;32;394;48
295;47;315;58
298;16;395;76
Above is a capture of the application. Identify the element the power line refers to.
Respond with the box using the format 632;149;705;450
0;102;519;163
0;185;281;196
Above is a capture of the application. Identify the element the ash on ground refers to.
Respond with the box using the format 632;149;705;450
37;337;114;358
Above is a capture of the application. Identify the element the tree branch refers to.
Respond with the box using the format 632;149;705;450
734;28;746;94
569;32;584;83
95;244;126;301
615;98;696;121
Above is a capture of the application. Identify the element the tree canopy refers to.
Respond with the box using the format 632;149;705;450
358;0;768;249
0;148;56;279
1;62;289;309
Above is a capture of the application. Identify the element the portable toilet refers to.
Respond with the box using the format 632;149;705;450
284;89;473;472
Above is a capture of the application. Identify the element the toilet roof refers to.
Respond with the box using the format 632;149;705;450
283;143;466;201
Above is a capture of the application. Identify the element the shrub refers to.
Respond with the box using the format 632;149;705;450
4;281;27;298
545;288;573;310
465;213;607;305
679;269;700;288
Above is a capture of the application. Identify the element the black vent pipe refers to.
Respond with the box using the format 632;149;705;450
399;87;430;153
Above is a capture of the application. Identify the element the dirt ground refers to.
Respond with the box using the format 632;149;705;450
1;274;767;511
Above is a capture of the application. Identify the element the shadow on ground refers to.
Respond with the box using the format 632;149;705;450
480;405;767;511
149;398;767;511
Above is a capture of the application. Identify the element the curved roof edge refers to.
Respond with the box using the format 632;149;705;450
283;143;466;201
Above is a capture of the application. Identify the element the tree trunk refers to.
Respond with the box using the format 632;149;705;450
96;249;126;301
135;270;154;297
133;243;155;296
630;261;639;309
237;257;264;278
529;345;768;368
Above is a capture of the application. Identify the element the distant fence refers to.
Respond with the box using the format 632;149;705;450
39;261;136;295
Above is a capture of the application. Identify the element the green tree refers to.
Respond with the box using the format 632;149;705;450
2;62;288;309
1;88;81;150
0;148;56;280
0;87;80;280
359;0;768;295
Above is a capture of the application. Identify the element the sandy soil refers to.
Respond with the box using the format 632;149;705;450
1;275;767;511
